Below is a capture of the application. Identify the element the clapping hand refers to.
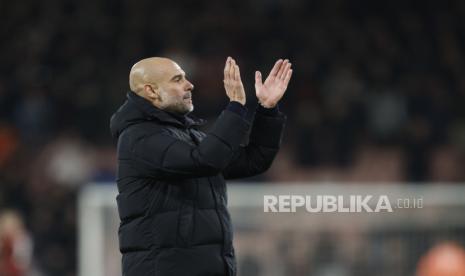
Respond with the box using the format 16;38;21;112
223;57;246;105
255;59;293;108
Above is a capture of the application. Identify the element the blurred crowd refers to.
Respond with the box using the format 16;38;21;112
235;229;465;276
1;0;465;274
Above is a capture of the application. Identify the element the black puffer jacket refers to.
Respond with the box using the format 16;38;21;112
110;91;285;276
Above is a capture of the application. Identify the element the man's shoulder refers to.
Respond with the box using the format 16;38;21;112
120;120;171;140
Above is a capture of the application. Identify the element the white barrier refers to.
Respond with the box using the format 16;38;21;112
78;183;465;276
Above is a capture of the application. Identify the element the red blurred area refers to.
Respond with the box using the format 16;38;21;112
417;242;465;276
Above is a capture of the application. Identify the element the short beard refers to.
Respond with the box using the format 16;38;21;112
163;101;193;115
157;90;193;115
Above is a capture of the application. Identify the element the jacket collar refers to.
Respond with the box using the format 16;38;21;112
127;91;206;128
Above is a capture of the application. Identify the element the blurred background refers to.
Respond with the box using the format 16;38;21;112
1;0;465;275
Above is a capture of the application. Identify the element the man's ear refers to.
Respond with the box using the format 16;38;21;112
144;84;161;101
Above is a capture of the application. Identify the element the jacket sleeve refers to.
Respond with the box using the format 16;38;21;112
130;110;250;180
222;109;286;179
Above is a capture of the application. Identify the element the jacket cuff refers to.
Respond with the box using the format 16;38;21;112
257;104;279;116
226;101;247;118
250;111;286;148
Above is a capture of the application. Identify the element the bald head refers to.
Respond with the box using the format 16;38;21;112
128;57;194;114
129;57;180;93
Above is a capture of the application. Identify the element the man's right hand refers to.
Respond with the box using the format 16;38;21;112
223;57;246;105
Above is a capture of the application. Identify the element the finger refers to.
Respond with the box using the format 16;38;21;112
284;69;293;86
269;59;283;77
224;57;231;81
255;71;263;95
281;62;292;80
277;59;289;79
234;65;241;82
255;71;262;86
229;58;235;81
255;71;262;98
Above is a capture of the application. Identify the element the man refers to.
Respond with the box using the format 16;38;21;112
110;56;292;276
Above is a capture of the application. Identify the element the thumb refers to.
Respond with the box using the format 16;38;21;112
255;71;263;87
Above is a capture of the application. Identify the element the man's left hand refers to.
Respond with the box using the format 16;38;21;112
255;59;293;108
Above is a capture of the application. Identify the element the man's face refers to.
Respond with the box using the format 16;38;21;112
156;63;194;115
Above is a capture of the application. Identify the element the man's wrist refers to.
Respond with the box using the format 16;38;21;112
230;98;246;105
258;99;277;109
